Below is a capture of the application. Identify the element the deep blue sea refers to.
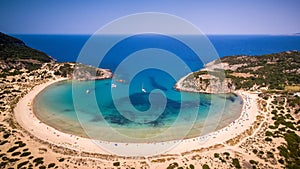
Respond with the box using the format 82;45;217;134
14;34;300;64
20;34;300;143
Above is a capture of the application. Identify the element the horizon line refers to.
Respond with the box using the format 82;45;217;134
8;33;300;36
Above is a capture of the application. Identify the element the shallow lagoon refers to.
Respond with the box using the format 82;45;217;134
34;76;243;143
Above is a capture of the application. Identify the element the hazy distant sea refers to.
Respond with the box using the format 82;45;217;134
14;34;300;64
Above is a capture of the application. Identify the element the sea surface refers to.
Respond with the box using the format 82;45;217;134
18;34;300;143
14;34;300;62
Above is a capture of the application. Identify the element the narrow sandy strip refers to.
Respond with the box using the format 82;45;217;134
14;79;259;157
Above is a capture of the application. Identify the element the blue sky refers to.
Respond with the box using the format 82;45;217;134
0;0;299;35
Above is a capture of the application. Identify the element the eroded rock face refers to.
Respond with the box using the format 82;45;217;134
175;59;235;94
72;67;112;81
175;72;235;94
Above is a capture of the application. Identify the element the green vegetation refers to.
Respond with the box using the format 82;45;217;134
232;158;241;169
11;152;21;156
0;32;54;78
277;131;300;169
223;152;230;156
33;157;44;166
266;151;274;158
0;140;8;145
0;32;52;62
20;152;31;157
166;162;178;169
249;160;258;165
58;158;65;162
3;132;10;139
214;153;220;158
202;164;210;169
265;94;300;168
17;160;29;169
187;51;300;93
113;161;120;166
227;52;300;90
48;163;56;168
7;146;19;153
54;63;73;77
265;137;272;142
265;131;273;137
193;70;208;77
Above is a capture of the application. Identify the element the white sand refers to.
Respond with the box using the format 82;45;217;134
14;79;259;157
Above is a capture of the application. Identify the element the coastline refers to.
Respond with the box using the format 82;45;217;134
2;32;298;168
14;78;260;157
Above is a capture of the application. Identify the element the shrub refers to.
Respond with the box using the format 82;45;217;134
167;162;178;169
33;157;44;166
3;132;10;139
265;131;273;136
202;164;210;169
0;140;8;145
267;151;274;158
249;160;258;165
48;163;56;168
214;153;220;158
265;137;272;142
278;158;284;164
58;158;64;162
39;165;46;169
8;158;19;162
17;161;29;169
7;146;19;153
113;161;120;166
20;152;31;157
269;125;277;129
223;152;230;156
232;158;241;169
11;152;21;156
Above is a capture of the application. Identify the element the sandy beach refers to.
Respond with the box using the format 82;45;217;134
14;78;260;157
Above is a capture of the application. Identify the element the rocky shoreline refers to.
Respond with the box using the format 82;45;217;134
174;61;235;94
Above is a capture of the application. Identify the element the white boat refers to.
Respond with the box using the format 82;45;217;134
86;89;90;94
142;83;146;93
111;83;117;88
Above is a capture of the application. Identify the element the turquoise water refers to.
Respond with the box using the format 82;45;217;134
34;77;243;143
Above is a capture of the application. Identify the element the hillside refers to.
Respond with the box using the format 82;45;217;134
0;32;54;75
0;32;53;62
0;32;112;80
176;51;300;93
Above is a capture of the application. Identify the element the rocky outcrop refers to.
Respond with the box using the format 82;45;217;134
174;72;235;94
72;66;112;81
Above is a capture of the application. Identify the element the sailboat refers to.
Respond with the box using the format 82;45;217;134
142;83;147;93
111;83;117;88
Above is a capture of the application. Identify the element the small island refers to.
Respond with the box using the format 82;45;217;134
0;33;299;169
